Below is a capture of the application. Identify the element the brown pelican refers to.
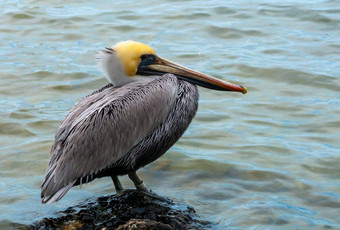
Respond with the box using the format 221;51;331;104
41;41;247;204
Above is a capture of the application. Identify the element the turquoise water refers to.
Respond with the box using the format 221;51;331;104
1;0;340;229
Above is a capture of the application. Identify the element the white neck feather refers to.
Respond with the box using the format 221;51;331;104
96;49;134;87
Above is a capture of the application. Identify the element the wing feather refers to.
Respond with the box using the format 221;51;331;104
41;76;179;203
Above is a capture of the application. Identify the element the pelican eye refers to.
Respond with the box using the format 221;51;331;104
140;54;156;66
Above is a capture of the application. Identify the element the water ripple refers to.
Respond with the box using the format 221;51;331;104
0;0;340;229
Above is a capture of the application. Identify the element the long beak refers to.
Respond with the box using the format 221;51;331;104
143;56;247;94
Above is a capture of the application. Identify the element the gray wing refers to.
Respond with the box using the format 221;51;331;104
41;76;179;203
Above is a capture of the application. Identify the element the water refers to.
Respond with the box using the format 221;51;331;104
1;0;339;229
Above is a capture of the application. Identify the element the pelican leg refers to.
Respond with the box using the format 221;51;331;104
128;171;147;192
128;171;172;203
111;175;124;196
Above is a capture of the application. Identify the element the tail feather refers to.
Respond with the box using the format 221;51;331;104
41;163;56;193
41;161;76;204
41;180;76;204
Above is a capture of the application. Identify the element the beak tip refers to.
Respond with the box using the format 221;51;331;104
241;86;247;94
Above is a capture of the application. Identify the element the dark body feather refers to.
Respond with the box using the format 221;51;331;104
41;74;198;203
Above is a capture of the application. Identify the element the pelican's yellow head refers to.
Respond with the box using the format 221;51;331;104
97;40;247;93
113;41;156;76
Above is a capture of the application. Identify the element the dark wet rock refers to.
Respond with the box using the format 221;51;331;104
116;218;172;230
18;190;211;230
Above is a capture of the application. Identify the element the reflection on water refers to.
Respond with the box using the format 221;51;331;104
1;0;340;229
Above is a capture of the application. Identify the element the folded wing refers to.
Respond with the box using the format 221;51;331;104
41;76;179;203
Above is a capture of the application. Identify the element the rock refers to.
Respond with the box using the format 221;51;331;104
19;190;211;230
116;218;171;230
